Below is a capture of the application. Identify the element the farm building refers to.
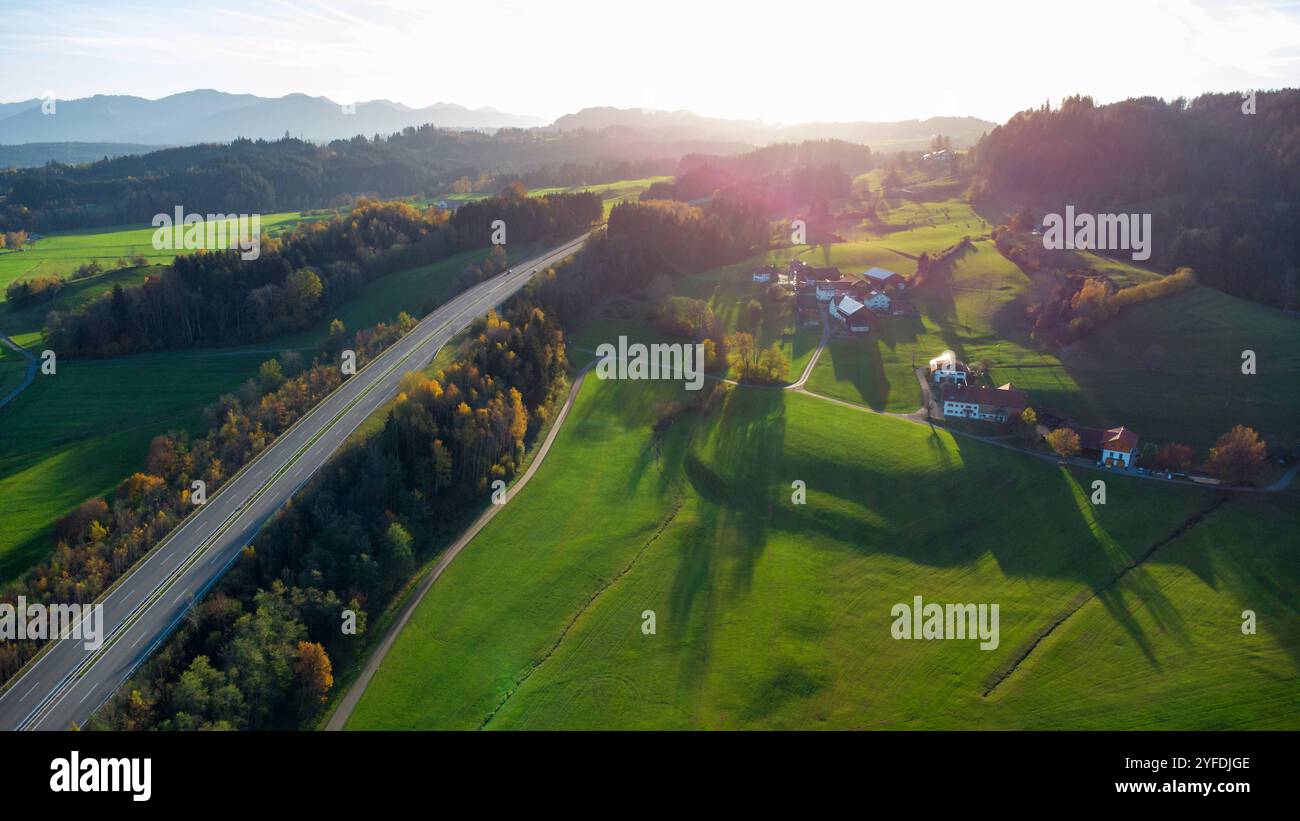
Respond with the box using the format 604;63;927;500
862;267;907;290
815;277;855;302
863;289;891;312
752;264;777;283
1077;426;1141;468
929;350;969;384
829;295;873;333
939;383;1028;423
798;264;843;281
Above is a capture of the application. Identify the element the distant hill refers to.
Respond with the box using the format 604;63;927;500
0;89;547;148
549;107;995;150
0;142;166;169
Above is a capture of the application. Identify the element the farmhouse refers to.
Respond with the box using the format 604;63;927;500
928;350;969;385
863;288;892;312
815;277;854;302
1077;426;1140;468
752;264;777;283
862;267;906;290
829;295;873;332
939;383;1028;423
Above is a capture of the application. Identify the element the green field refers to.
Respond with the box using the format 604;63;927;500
0;245;505;583
0;346;273;580
418;176;670;219
346;375;1297;729
0;212;315;306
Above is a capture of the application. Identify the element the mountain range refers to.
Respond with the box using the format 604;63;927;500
0;89;547;147
0;90;998;168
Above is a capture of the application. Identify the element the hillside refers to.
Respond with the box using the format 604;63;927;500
347;375;1297;729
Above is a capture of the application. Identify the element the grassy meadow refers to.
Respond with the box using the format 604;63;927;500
346;375;1296;729
0;211;315;308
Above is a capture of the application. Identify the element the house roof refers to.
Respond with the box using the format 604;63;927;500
806;266;843;280
834;294;868;316
1077;426;1140;452
863;267;903;283
1103;426;1139;451
940;383;1028;409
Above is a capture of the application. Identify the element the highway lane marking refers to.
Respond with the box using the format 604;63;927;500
78;687;94;704
131;632;145;648
23;682;40;701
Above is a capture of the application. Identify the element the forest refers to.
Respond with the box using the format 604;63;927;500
0;126;732;233
970;91;1300;310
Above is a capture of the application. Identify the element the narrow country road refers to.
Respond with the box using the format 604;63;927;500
0;331;37;410
325;360;596;730
785;307;829;391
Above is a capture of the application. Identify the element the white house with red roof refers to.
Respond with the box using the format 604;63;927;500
1077;426;1141;468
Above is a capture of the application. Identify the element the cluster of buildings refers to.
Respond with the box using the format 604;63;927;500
927;349;1141;468
756;260;914;334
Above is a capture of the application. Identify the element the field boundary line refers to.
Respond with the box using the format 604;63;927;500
477;417;686;730
981;494;1231;698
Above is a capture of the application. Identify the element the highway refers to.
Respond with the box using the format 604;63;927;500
0;234;587;731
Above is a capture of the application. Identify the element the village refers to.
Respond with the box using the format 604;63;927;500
752;258;916;335
752;259;1150;475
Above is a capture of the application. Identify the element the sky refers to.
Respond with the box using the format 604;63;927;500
2;0;1299;124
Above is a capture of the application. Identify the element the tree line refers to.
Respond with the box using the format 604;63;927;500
1044;423;1272;486
0;126;735;234
43;191;599;357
